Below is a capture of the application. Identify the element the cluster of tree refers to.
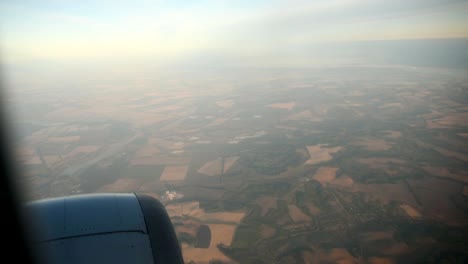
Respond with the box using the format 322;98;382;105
240;144;301;175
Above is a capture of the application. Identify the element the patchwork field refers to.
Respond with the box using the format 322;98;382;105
330;174;354;187
352;138;393;151
433;112;468;127
351;182;419;208
422;166;468;184
400;204;422;218
255;196;278;216
286;110;322;121
198;158;222;176
266;102;296;111
216;99;234;108
196;156;239;176
70;145;101;154
288;204;311;223
411;187;465;224
98;178;142;192
167;201;245;263
433;146;468;162
160;166;188;182
383;130;402;139
302;248;356;264
182;224;238;264
312;167;338;186
305;145;343;165
47;136;80;143
360;231;394;242
259;224;276;239
134;146;161;157
223;157;239;173
167;201;245;224
130;156;191;166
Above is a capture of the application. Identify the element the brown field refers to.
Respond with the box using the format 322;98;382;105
379;102;404;110
277;214;293;226
383;130;401;139
47;136;80;143
137;180;161;193
266;102;296;111
434;135;468;149
182;224;237;264
288;205;311;223
361;231;394;242
458;133;468;138
216;99;234;108
351;182;418;208
255;196;278;216
357;158;407;176
156;105;182;112
400;204;422;218
16;146;35;157
45;107;93;121
302;248;357;264
259;224;276;239
175;219;199;237
305;145;343;165
223;157;239;173
167;201;243;263
331;174;354;187
312;105;329;116
276;125;299;131
286;110;322;121
352;138;392;151
148;138;184;150
44;155;62;167
426;119;451;129
167;201;245;224
160;166;188;182
423;109;444;120
181;186;225;201
134;146;161;157
24;155;42;165
198;158;222;176
167;201;203;218
305;202;321;215
207;118;228;127
130;156;191;166
98;178;142;192
368;257;394;264
199;212;245;224
433;147;468;162
129;113;174;127
72;145;101;154
434;112;468;127
382;242;410;255
312;167;338;185
422;166;468;184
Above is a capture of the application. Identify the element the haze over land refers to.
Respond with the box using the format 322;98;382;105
2;0;468;263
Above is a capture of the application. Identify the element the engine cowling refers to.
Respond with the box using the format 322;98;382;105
26;193;184;264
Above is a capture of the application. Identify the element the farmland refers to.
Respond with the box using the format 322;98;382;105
14;65;468;263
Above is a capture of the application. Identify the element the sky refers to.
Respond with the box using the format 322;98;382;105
1;0;468;65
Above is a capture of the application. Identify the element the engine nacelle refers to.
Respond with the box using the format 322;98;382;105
26;193;184;264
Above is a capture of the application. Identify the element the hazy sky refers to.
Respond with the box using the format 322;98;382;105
1;0;468;64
